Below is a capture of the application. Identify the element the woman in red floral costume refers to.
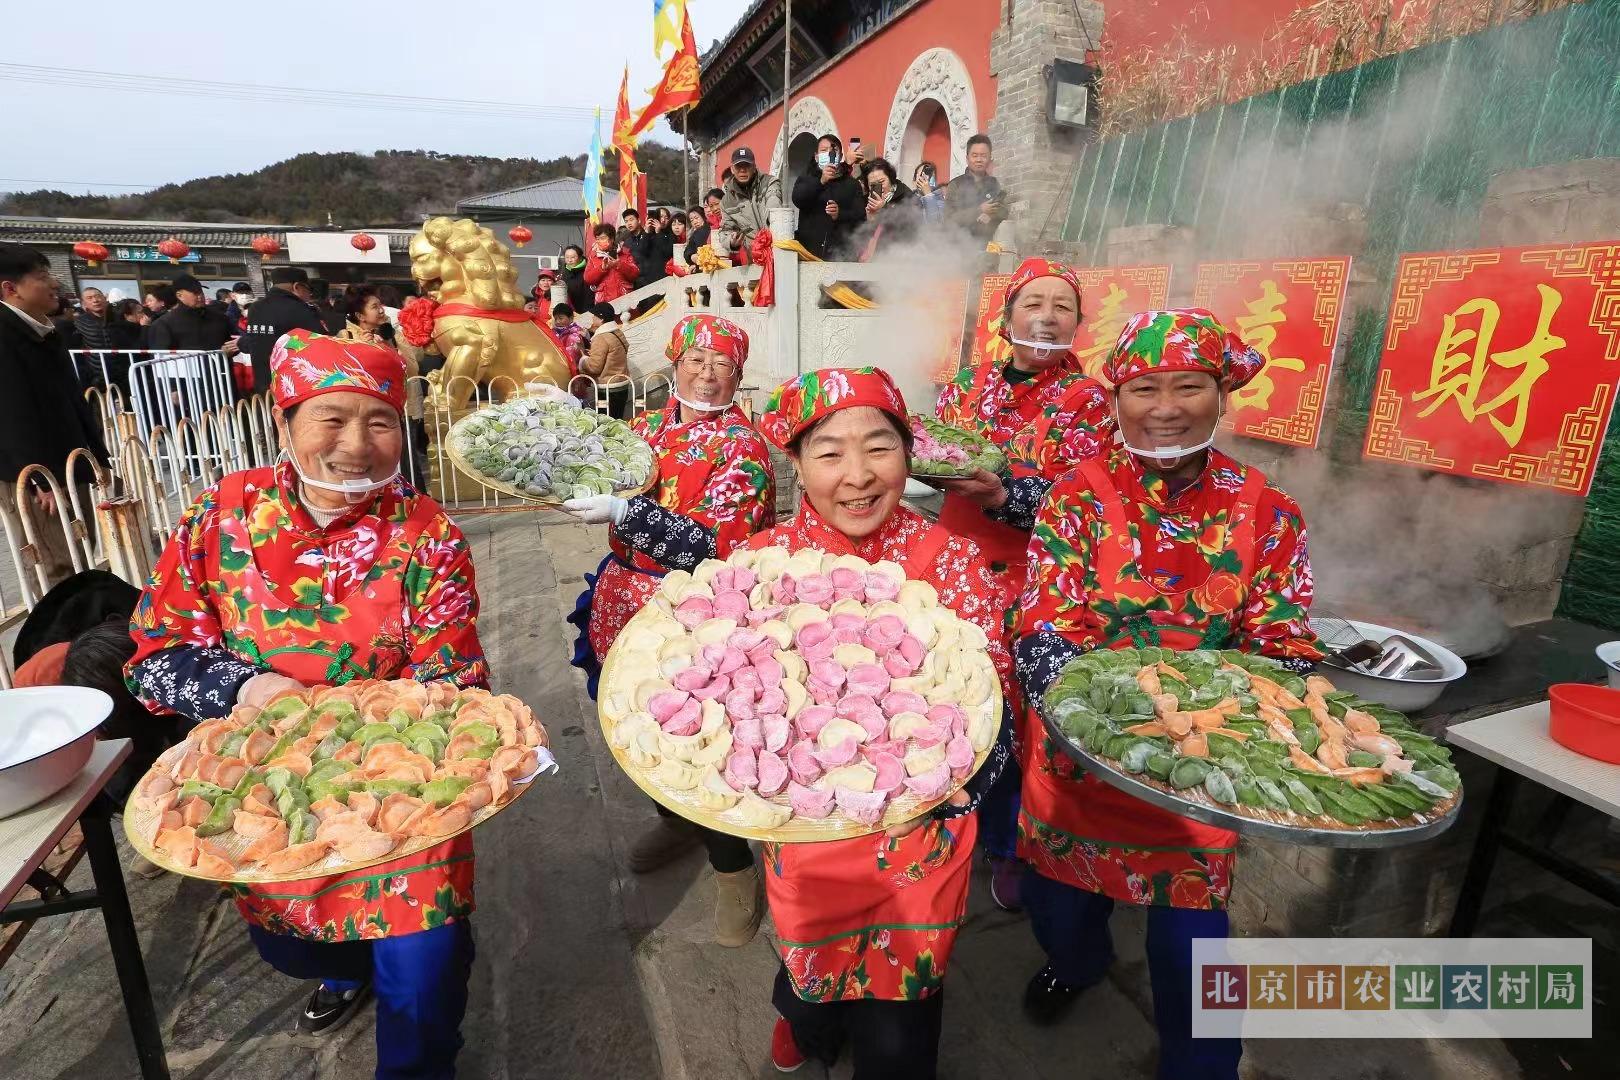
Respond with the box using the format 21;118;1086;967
565;314;777;947
126;329;490;1078
752;367;1013;1079
1010;310;1322;1080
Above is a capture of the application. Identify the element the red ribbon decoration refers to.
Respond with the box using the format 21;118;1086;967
397;297;565;352
750;229;775;308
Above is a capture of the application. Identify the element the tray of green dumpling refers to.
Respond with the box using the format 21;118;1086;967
909;416;1006;479
448;398;657;505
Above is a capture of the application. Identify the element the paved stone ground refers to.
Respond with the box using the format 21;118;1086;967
0;512;1603;1079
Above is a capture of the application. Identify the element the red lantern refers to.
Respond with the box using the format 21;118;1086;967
73;241;110;268
156;237;190;264
507;225;533;248
251;234;282;258
350;232;377;253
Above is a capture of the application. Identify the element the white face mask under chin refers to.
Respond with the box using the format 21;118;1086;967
1007;319;1079;362
282;449;398;505
1114;401;1224;469
673;389;735;414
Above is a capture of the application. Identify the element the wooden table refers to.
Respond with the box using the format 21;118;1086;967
0;739;169;1078
1446;702;1620;936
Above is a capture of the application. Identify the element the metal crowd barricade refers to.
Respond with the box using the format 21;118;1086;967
126;351;234;486
640;371;673;414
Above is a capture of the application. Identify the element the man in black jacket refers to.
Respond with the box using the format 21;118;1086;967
0;243;111;585
149;274;236;352
944;133;1007;246
307;278;347;334
73;286;117;350
618;209;664;287
238;267;324;393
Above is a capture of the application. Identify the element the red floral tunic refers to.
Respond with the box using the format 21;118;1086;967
934;355;1114;604
586;404;776;660
1014;448;1321;910
750;503;1012;1001
128;464;488;940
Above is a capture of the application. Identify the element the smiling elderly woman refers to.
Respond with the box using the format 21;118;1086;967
125;329;490;1078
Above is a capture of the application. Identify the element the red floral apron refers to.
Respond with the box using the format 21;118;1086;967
750;520;979;1002
1019;459;1267;911
212;472;473;941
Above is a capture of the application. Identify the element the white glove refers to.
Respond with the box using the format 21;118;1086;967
563;494;629;526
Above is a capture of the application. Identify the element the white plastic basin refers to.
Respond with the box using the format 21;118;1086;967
1309;619;1467;713
0;687;114;818
1598;641;1620;690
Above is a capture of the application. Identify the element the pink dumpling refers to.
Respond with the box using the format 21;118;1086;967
831;626;862;646
755;686;787;717
861;738;904;761
745;605;785;628
813;738;860;768
731;715;764;750
883;651;916;679
869;752;906;794
762;715;791;754
711;567;735;593
745;639;779;667
664;698;702;735
801;636;837;662
808;679;843;706
757;750;789;797
903;763;952;801
673;597;714;629
724;687;758;722
647;689;691;724
795;705;835;739
909;721;949;748
946;734;975;778
833;587;864;604
700;642;728;670
689;673;732;702
730;668;763;696
796;620;834;652
829;567;863;592
795;574;834;606
835;693;880;721
724;748;758;790
771;576;797;605
834;788;888;826
728;628;765;653
897;634;926;669
714;645;749;676
927;704;966;737
670;664;715;693
830;612;867;633
863;614;906;652
752;658;785;690
855;709;890;742
845;663;890;699
787;781;836;818
881;690;928;718
712;590;751;622
787;741;822;785
807;660;846;690
863;572;900;602
731;566;757;593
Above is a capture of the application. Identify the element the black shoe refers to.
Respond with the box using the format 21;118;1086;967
1022;965;1082;1026
297;981;371;1035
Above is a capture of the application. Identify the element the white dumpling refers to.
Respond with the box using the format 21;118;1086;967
622;622;672;654
650;757;701;790
782;680;807;719
615;649;656;683
832;643;877;668
870;560;906;585
957;621;989;651
785;548;825;579
961;665;993;708
786;604;830;631
660;568;694;599
629;727;663;768
776;650;808;683
829;598;868;617
692;559;725;587
727;547;759;569
698;765;742;809
693;618;739;645
659;729;706;762
898;579;938;613
905;610;940;650
757;620;792;649
753;545;789;582
749;582;773;609
967;705;996;753
905;741;947;777
931;619;962;654
668;578;715;604
887;711;929;741
731;791;793;829
690;727;733;767
635;679;671;712
830;554;871;574
611;712;654;750
925;671;967;706
822;762;878;792
890;674;932;695
699;698;726;738
817;717;869;749
866;600;907;622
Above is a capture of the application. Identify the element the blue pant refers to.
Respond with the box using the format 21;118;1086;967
249;920;475;1080
1023;870;1241;1080
976;755;1022;859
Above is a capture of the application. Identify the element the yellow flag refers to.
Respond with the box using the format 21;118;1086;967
653;0;687;60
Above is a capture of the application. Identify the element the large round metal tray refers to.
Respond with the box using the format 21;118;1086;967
599;604;999;844
444;408;657;508
1035;698;1462;849
908;417;1006;481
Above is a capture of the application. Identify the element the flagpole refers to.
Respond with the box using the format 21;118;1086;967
683;109;691;206
779;0;792;188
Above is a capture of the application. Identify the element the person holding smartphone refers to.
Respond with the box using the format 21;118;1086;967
944;133;1007;246
790;133;867;259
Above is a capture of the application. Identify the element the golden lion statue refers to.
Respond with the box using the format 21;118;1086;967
402;216;571;411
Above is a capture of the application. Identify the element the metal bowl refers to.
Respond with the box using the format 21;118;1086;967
1597;641;1620;690
1310;619;1467;713
0;687;113;818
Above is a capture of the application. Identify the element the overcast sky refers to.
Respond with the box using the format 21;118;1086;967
0;0;756;196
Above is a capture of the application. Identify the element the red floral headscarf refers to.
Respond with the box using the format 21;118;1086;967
666;314;750;368
759;367;908;450
271;329;407;413
1103;308;1265;392
998;256;1083;344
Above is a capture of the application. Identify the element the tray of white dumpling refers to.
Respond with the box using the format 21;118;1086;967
597;546;1002;841
447;397;657;505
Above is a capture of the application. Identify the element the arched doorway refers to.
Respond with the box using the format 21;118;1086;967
898;99;953;182
786;132;819;179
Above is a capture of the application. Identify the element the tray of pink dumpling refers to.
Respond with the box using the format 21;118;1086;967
598;546;1002;842
123;679;554;883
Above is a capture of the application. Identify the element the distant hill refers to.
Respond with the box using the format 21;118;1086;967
0;144;697;225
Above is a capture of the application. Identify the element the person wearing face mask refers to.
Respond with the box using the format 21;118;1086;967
750;367;1013;1078
126;329;495;1077
1009;310;1322;1079
913;161;945;224
930;258;1115;912
854;157;920;261
563;315;776;945
791;134;867;260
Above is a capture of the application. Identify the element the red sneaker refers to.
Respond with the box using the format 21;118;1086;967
770;1017;806;1073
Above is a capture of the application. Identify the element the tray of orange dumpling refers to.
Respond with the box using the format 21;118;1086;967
123;679;555;883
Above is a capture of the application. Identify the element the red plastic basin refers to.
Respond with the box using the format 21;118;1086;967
1548;683;1620;764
